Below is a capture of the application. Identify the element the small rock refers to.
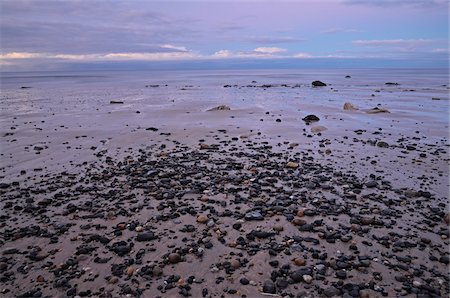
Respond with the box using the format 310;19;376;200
126;266;135;276
377;141;389;148
136;232;157;242
302;114;320;122
286;161;299;169
262;280;276;294
168;253;181;264
197;215;209;223
207;105;230;111
312;80;327;87
366;107;390;114
343;102;357;110
311;125;327;133
110;100;124;104
293;258;306;266
230;259;241;269
302;274;313;284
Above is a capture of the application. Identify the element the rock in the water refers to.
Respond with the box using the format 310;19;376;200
302;114;320;122
312;80;327;87
311;125;327;133
207;105;230;111
343;102;357;110
110;100;124;104
366;107;390;114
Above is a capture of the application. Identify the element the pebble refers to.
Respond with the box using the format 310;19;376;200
196;215;209;223
168;253;182;264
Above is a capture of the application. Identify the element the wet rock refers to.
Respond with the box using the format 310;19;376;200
302;274;313;284
343;102;357;110
366;107;390;114
312;80;327;87
324;286;340;297
377;141;389;148
197;215;209;223
302;115;320;122
207;105;230;111
136;231;157;242
262;280;276;294
168;253;182;264
286;161;299;169
444;212;450;224
245;211;264;221
110;100;124;104
311;125;327;133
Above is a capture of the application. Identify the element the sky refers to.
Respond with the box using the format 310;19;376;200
0;0;448;71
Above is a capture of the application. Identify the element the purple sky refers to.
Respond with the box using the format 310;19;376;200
0;0;448;70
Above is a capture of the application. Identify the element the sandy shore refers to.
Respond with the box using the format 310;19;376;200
0;71;449;297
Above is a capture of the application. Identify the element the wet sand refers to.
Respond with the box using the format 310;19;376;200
0;70;449;297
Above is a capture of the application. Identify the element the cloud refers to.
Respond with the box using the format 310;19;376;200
343;0;448;8
352;39;434;47
293;53;312;58
253;47;287;54
322;28;363;34
0;51;200;62
160;44;189;52
432;48;449;53
247;36;305;44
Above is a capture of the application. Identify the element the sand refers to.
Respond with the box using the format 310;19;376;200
0;70;449;297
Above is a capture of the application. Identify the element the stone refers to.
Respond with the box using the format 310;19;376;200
273;225;284;232
110;100;124;104
168;253;181;264
302;114;320;122
136;232;157;242
302;274;313;284
377;141;389;148
366;107;390;114
293;258;306;266
126;266;135;276
312;80;327;87
262;280;276;294
245;211;264;221
230;259;241;269
444;212;450;224
196;215;209;223
343;102;357;110
311;125;327;133
324;286;340;297
286;161;299;168
207;105;230;111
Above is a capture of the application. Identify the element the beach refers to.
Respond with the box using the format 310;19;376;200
0;68;449;297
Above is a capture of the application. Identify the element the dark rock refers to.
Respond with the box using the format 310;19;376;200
136;232;157;242
302;115;320;122
263;280;276;294
312;81;327;87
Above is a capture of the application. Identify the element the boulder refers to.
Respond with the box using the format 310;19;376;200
312;80;327;87
302;114;320;122
343;102;357;110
